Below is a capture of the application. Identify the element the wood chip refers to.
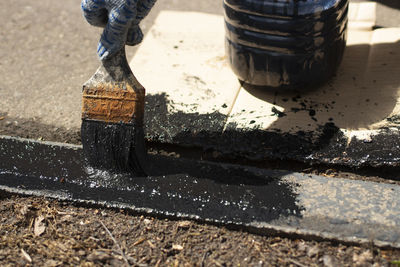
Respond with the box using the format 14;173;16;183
172;244;183;251
143;219;152;225
21;248;32;263
147;240;156;249
87;250;111;262
44;259;62;267
188;233;201;236
177;221;191;229
34;215;46;236
211;259;223;267
20;205;29;216
133;237;147;246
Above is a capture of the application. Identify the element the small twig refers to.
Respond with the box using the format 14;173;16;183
272;245;309;267
288;258;308;267
211;259;223;267
99;220;131;266
201;250;211;267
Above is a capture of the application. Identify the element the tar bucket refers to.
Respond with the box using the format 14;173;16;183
223;0;349;90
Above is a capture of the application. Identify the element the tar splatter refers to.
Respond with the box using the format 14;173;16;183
144;93;350;163
271;107;287;118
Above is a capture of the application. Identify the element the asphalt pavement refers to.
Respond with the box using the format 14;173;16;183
0;0;222;132
0;0;398;133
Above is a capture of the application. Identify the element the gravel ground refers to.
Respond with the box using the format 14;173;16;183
1;194;400;267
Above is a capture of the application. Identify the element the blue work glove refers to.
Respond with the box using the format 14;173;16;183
81;0;157;60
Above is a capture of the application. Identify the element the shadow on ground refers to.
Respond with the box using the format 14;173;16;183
0;112;81;144
375;0;400;9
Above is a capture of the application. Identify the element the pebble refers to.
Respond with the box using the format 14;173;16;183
353;250;373;265
297;242;308;252
307;246;320;257
322;255;339;267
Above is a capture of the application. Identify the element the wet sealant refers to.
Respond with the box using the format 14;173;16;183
1;135;400;248
145;93;400;170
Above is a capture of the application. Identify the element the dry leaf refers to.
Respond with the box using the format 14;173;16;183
0;116;4;120
20;205;29;216
60;215;72;222
21;248;32;262
34;215;46;236
353;250;373;265
322;255;338;267
307;246;320;257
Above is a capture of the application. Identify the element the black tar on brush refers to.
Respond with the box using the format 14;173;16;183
81;49;147;176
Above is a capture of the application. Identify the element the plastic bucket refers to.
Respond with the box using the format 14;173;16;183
224;0;349;90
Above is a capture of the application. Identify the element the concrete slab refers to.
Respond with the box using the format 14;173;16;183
1;135;400;248
131;3;400;168
130;11;241;143
225;3;400;167
0;0;398;170
348;2;376;30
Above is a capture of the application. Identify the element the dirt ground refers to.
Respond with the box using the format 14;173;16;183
1;193;400;267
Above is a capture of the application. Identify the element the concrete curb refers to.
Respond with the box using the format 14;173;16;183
1;135;400;248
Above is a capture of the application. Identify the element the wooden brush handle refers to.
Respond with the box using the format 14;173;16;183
82;49;145;125
84;49;144;92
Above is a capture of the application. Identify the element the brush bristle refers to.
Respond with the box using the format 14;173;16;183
81;120;147;176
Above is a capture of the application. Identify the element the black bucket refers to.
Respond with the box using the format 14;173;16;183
224;0;349;90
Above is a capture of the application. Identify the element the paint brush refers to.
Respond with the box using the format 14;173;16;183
81;48;147;176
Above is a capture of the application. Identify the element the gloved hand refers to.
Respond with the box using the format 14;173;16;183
81;0;157;60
